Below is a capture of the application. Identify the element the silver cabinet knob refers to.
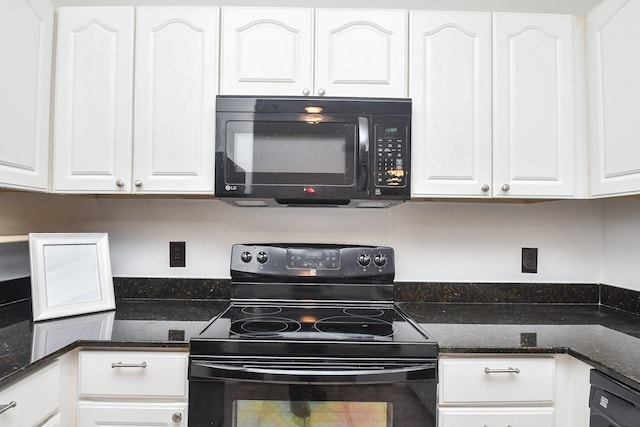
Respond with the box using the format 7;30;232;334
501;183;510;192
115;179;125;188
317;88;326;96
481;184;490;192
134;180;143;188
172;412;183;423
302;88;310;96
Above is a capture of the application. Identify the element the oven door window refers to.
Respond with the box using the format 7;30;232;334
235;397;391;427
224;120;357;186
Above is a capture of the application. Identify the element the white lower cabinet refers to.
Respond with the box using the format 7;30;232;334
0;362;60;427
439;407;555;427
77;401;187;426
77;350;188;426
438;356;556;427
438;354;591;427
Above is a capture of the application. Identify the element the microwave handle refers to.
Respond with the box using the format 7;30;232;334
357;117;370;192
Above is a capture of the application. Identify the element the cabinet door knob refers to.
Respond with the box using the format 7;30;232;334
0;401;17;415
501;183;510;192
302;88;310;96
317;88;326;96
135;180;143;188
481;184;490;192
172;412;183;423
115;179;125;188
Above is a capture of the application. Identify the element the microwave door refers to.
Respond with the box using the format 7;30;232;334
222;116;362;200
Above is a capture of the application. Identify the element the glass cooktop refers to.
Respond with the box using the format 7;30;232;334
190;303;438;359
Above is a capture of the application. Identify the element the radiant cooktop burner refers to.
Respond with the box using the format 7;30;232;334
189;244;438;359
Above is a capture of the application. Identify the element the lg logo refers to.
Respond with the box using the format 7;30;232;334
225;185;237;191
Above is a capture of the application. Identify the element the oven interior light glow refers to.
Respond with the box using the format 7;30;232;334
304;106;323;113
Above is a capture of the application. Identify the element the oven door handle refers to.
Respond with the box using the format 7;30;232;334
190;361;436;384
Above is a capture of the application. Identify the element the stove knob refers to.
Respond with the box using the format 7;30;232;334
358;254;371;267
240;251;252;263
374;253;387;267
257;251;268;264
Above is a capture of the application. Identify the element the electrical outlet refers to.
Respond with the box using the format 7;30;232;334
522;247;538;273
170;241;186;267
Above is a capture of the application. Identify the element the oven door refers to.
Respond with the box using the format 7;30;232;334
215;112;370;204
188;356;437;427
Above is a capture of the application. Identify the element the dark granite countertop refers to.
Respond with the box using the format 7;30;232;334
2;298;640;392
0;299;228;388
399;302;640;390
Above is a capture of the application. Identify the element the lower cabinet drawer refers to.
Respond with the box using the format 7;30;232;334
78;350;188;398
439;357;555;404
0;362;60;427
77;401;187;426
439;407;555;427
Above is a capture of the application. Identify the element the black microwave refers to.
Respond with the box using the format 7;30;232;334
215;96;411;207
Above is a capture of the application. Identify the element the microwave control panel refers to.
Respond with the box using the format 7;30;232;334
374;124;408;188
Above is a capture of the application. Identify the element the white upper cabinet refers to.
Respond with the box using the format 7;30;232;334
410;11;492;197
493;13;577;198
220;8;313;96
587;0;640;196
220;7;407;97
411;11;580;199
314;9;407;97
53;7;218;194
133;7;218;194
0;0;53;192
53;7;135;193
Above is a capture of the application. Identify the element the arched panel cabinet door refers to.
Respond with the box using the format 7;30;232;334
315;9;407;97
53;7;135;193
587;0;640;197
409;11;492;198
220;7;313;96
493;13;577;199
0;0;53;192
133;7;218;194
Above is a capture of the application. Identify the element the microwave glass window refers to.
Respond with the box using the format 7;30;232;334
225;121;357;186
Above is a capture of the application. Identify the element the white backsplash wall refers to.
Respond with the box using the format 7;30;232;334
0;193;605;283
602;198;640;292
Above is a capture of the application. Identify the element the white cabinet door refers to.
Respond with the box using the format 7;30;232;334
493;13;576;198
410;11;492;197
0;362;60;427
52;7;135;193
439;407;555;427
315;9;407;97
587;0;640;196
220;7;313;96
220;7;407;97
77;401;187;426
133;7;218;194
0;0;53;192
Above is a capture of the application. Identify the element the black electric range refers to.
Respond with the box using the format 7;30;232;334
189;243;438;359
188;244;438;427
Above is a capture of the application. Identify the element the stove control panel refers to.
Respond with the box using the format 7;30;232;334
231;244;395;279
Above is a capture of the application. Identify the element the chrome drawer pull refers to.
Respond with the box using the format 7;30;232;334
0;401;17;415
111;361;148;369
484;367;520;374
